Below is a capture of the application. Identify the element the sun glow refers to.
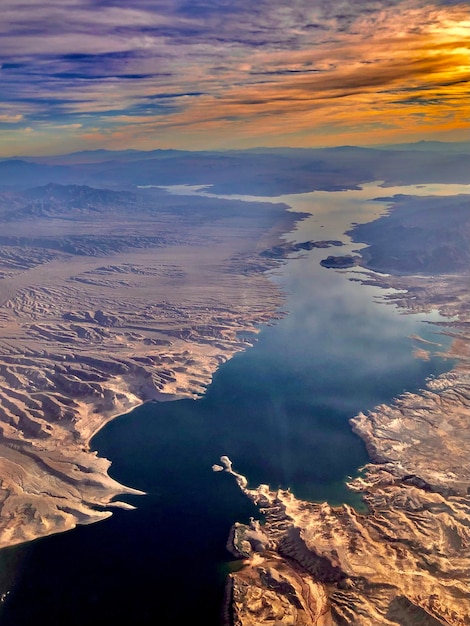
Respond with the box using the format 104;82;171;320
0;1;469;154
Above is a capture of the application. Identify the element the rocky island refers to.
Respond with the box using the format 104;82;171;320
320;254;360;269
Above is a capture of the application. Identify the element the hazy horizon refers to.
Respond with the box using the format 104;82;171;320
2;139;470;166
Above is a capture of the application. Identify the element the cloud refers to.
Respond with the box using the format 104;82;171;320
0;0;468;153
0;113;23;122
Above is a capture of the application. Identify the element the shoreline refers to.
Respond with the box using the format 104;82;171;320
0;188;302;550
2;178;469;624
221;302;470;625
220;199;470;625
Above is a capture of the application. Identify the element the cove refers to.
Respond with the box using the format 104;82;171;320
0;184;457;625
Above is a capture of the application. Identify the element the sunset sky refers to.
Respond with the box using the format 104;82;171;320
1;0;469;156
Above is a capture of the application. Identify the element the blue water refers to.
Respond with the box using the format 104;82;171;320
0;184;456;625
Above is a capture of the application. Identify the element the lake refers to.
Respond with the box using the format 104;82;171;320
0;182;460;625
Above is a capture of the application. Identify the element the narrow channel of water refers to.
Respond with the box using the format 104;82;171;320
0;183;459;625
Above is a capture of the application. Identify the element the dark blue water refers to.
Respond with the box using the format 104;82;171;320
0;185;456;625
0;252;452;626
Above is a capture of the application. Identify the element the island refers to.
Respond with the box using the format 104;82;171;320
319;255;360;269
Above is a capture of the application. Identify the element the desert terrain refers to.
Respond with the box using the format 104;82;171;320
220;192;470;626
0;146;469;625
0;182;304;547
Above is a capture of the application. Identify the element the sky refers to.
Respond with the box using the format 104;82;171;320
0;0;469;156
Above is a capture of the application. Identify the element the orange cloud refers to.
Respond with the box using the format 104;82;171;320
1;1;468;154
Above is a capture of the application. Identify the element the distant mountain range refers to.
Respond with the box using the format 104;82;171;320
372;140;470;153
5;140;470;165
0;142;468;194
